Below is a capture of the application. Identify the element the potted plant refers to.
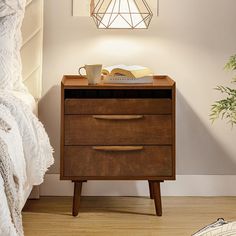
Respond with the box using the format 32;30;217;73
210;55;236;126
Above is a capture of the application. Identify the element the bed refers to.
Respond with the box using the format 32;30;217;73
11;90;39;209
19;0;44;207
0;0;53;235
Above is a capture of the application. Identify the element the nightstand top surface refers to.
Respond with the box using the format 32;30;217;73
62;75;175;89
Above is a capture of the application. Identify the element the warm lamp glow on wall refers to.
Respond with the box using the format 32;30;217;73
91;0;153;29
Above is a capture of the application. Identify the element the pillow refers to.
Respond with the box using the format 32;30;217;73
0;0;25;17
0;1;18;17
12;3;28;93
0;15;15;90
0;0;28;92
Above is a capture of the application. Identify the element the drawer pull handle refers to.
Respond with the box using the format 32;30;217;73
93;146;144;152
93;115;144;120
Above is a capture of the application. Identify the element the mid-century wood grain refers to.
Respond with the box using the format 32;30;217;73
149;180;154;199
62;75;175;89
171;83;176;180
60;75;176;217
64;146;172;178
65;99;172;115
152;181;162;216
72;181;82;217
64;115;172;145
60;82;65;179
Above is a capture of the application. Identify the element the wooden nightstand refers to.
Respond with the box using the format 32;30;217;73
60;75;176;216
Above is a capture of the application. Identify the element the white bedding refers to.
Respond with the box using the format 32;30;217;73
0;0;50;235
10;91;38;209
10;90;37;115
0;91;54;236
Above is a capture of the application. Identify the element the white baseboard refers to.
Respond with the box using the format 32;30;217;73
39;174;236;197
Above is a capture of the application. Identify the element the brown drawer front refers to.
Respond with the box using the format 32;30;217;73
65;99;172;115
64;146;173;177
65;115;172;145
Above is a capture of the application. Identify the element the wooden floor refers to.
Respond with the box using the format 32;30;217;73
23;196;236;236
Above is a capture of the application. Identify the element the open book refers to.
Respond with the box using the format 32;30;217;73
102;65;152;78
102;65;153;84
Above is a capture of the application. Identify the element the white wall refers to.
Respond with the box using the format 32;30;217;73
40;0;236;192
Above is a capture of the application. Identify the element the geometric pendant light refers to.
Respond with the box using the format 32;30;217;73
91;0;153;29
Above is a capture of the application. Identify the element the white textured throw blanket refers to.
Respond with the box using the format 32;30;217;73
193;219;236;236
0;91;54;236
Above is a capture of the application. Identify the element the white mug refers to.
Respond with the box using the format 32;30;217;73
78;64;102;84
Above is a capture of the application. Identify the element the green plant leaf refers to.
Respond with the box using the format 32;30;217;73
210;55;236;127
225;55;236;71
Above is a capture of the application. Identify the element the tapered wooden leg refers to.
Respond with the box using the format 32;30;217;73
148;181;154;199
72;181;82;217
152;181;162;216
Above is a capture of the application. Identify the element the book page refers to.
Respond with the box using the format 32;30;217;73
106;65;148;72
103;65;127;74
124;65;149;71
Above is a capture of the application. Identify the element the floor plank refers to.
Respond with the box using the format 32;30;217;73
22;197;236;236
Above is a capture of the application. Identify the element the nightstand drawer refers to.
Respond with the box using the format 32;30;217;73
64;115;172;145
63;146;173;178
65;99;172;115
